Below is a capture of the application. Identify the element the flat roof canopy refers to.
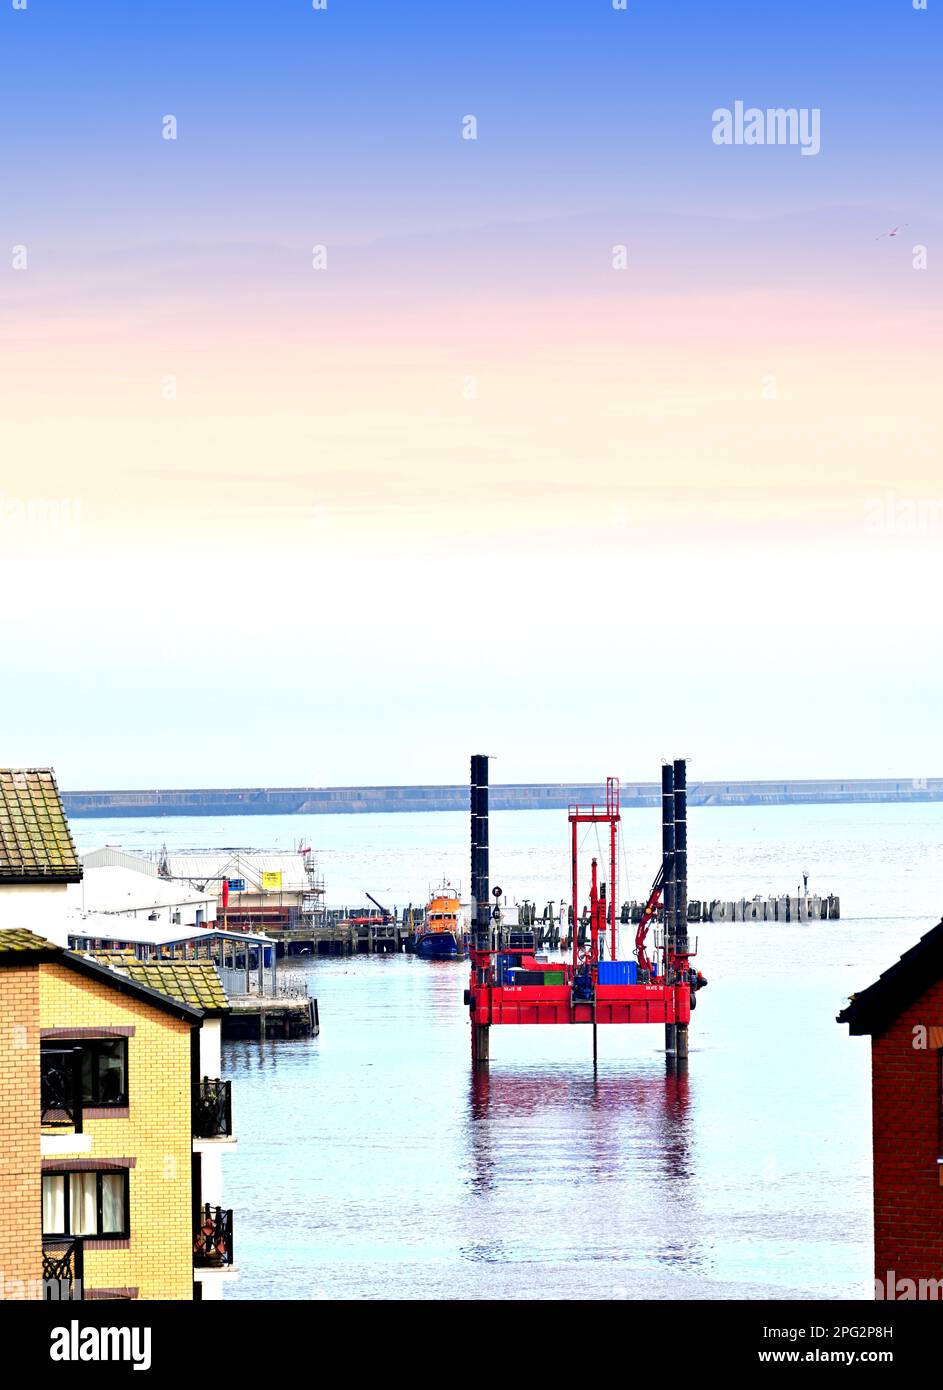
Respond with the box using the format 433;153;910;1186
67;920;274;948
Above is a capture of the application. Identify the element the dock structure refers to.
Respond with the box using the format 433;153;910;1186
277;915;409;956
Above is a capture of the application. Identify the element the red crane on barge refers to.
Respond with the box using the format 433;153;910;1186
466;755;707;1065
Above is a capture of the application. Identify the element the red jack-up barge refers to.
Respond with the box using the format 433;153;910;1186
465;755;707;1064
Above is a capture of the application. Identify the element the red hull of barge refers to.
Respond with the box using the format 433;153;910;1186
469;981;691;1026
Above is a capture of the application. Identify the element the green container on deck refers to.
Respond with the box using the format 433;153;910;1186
542;971;565;985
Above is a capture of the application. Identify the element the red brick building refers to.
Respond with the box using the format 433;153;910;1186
838;920;943;1299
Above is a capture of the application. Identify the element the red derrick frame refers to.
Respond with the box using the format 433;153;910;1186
569;777;620;974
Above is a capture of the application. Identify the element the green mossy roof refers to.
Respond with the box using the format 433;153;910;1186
116;960;229;1011
0;769;81;883
0;928;59;953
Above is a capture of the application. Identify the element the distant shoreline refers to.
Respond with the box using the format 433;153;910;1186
61;778;943;819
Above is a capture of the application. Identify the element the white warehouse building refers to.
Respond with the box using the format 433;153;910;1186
69;861;218;928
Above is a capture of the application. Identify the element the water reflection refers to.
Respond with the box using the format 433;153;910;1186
468;1065;693;1173
468;1063;690;1131
465;1058;702;1274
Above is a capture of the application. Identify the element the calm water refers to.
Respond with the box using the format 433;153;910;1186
73;802;943;1300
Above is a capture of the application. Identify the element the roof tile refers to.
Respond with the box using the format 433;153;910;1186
0;769;81;883
90;956;229;1011
0;928;59;954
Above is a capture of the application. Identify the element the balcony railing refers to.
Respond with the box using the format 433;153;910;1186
42;1238;84;1300
40;1048;83;1131
192;1078;232;1138
193;1205;234;1268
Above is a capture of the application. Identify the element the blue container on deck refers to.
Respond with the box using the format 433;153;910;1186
597;960;631;985
495;953;513;985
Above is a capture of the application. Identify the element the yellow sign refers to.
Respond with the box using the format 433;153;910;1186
261;870;283;891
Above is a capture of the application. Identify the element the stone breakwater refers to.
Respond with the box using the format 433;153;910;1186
62;779;943;819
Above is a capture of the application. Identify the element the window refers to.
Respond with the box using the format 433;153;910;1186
42;1170;129;1239
41;1039;128;1107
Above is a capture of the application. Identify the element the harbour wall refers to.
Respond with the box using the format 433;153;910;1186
61;777;943;819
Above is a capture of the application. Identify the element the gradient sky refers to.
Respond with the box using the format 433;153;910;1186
1;1;940;788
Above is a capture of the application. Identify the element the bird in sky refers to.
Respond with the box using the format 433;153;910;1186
875;224;908;240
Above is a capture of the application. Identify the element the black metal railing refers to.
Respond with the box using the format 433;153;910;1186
192;1078;232;1138
40;1047;83;1131
193;1205;234;1268
42;1238;84;1300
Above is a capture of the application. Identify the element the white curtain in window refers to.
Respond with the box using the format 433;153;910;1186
42;1176;65;1234
70;1172;97;1236
101;1173;125;1234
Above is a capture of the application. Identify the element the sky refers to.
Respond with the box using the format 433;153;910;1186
0;1;940;789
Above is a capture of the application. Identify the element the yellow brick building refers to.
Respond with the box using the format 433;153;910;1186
0;930;233;1301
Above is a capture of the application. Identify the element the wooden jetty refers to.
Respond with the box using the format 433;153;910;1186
278;919;409;956
620;893;841;924
262;889;842;960
222;992;320;1040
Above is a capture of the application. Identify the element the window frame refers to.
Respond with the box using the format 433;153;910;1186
41;1169;131;1240
40;1037;129;1108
